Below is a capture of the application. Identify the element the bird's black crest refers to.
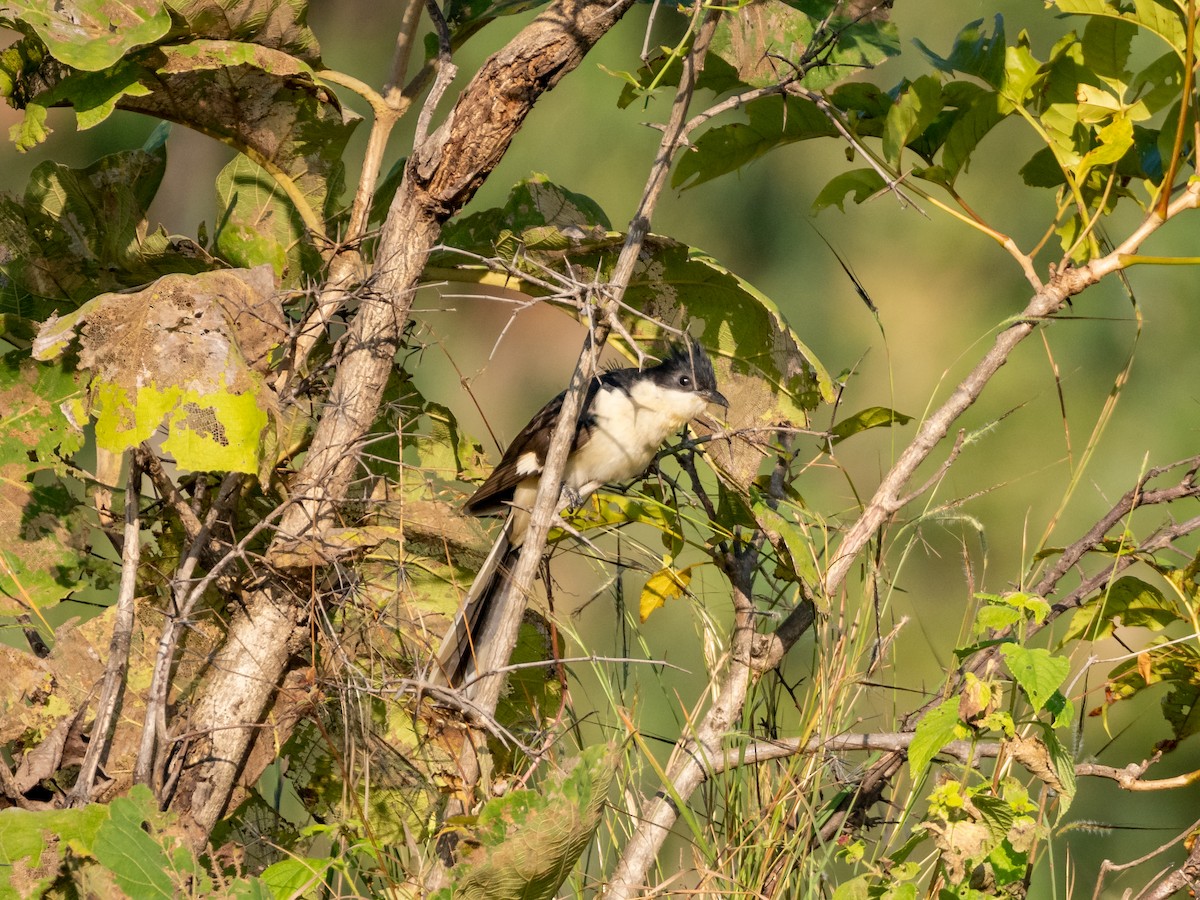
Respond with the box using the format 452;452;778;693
655;336;719;393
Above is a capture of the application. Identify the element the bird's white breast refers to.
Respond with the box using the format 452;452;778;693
563;381;708;490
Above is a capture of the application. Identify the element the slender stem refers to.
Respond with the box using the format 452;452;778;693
1156;0;1196;219
66;451;143;807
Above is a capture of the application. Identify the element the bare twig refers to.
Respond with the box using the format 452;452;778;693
134;472;245;789
1138;826;1200;900
1092;816;1200;899
66;451;144;807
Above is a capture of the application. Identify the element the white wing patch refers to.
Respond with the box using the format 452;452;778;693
515;450;542;476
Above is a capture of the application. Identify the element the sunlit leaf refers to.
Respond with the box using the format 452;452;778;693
999;644;1070;712
883;75;943;165
640;564;692;622
1063;576;1180;644
830;406;912;443
909;696;963;781
32;267;285;475
0;0;171;72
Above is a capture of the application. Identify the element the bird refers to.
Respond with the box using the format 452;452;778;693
432;337;728;688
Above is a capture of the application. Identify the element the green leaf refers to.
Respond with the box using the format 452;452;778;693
1019;147;1066;188
92;793;180;898
752;495;820;589
883;75;944;165
1;0;172;71
0;796;111;897
215;154;305;277
1063;575;1179;643
999;644;1070;712
1081;15;1136;82
8;101;49;151
942;90;1007;181
0;127;214;309
909;696;963;781
674;95;836;190
0;350;97;613
830;406;912;444
831;875;871;900
812;168;886;212
32;268;285;475
1132;51;1185;115
260;858;337;898
973;605;1023;634
999;41;1044;109
449;745;616;900
36;59;154;132
1055;0;1187;55
913;15;1006;88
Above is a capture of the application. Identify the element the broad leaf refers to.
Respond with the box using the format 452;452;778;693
0;0;171;71
999;644;1070;712
883;75;943;165
0;351;96;613
1055;0;1187;55
909;696;963;781
751;494;820;589
674;95;836;190
0;126;215;313
812;168;886;213
830;406;912;443
640;564;693;622
32;267;285;475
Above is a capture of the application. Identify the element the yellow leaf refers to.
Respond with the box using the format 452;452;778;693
640;565;693;622
1137;651;1153;684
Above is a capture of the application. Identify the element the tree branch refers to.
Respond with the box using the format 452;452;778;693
66;450;143;806
170;0;640;849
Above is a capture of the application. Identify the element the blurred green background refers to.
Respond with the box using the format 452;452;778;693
4;0;1199;893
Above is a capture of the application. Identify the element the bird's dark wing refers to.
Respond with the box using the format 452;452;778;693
463;376;608;516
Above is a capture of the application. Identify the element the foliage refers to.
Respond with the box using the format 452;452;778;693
0;0;1199;897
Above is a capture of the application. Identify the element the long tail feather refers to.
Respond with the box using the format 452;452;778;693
432;518;518;687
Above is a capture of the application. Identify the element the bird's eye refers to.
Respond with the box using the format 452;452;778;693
679;375;692;387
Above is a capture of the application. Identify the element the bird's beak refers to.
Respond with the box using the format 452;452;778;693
706;389;729;409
